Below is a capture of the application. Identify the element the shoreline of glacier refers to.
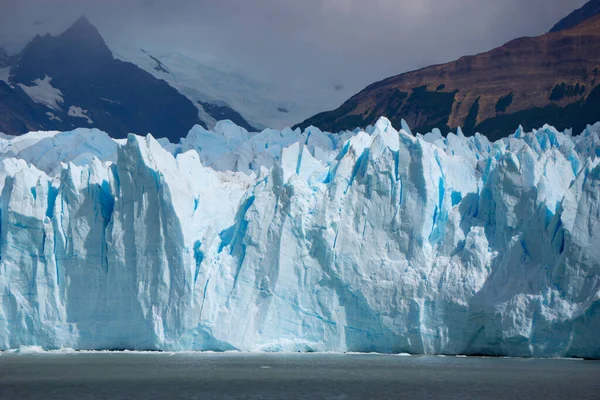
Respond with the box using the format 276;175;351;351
0;346;590;361
0;117;599;358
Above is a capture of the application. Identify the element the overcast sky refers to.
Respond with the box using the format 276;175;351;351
0;0;588;95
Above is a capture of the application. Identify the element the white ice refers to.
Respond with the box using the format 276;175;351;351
0;117;598;359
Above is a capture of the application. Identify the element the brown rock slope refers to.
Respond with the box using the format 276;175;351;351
297;14;600;140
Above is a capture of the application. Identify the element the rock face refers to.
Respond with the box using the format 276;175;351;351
551;0;600;33
197;101;258;132
297;10;600;141
1;16;203;141
120;48;260;132
0;47;15;68
0;81;59;134
0;118;599;358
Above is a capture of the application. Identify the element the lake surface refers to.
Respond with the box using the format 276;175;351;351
0;352;599;399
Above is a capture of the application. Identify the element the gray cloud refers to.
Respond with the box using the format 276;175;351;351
0;0;588;98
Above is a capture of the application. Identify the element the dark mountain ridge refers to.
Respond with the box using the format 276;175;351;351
2;16;204;141
551;0;600;32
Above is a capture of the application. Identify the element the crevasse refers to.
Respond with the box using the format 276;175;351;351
0;118;598;358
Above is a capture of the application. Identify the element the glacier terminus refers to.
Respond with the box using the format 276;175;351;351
0;117;598;358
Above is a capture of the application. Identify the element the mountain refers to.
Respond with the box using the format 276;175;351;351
0;80;63;133
551;0;600;32
297;8;600;140
114;47;353;131
0;119;598;357
1;16;203;141
197;100;258;132
0;47;15;68
125;48;260;132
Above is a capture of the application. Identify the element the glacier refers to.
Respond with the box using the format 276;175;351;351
112;47;356;130
0;118;599;358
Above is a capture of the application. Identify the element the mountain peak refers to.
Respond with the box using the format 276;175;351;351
58;15;112;59
67;14;94;31
550;0;600;32
63;14;98;36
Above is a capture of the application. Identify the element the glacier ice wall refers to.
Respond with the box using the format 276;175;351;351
0;118;599;358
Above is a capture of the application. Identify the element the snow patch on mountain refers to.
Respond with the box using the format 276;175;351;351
67;106;94;125
0;67;10;83
17;75;64;111
112;47;353;130
46;112;62;122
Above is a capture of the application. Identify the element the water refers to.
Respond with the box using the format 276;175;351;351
1;352;599;399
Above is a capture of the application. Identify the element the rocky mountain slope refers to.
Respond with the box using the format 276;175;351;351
0;16;204;142
114;48;331;132
297;3;600;140
551;0;600;32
